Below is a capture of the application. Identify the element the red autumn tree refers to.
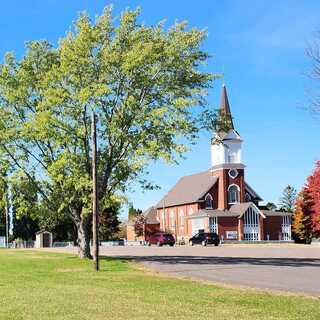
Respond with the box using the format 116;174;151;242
306;161;320;236
292;190;313;242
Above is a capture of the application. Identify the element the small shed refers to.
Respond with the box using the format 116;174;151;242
35;231;53;248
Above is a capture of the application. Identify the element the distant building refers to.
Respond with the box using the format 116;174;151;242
126;207;160;242
128;85;292;243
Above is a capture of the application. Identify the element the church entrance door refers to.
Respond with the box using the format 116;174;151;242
243;207;260;241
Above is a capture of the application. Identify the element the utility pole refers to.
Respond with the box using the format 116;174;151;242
92;112;99;271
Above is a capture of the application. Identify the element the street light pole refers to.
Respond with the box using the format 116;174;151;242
92;112;99;271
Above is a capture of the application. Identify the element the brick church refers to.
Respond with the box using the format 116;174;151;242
127;85;292;242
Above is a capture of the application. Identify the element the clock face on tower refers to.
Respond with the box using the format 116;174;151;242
228;168;238;179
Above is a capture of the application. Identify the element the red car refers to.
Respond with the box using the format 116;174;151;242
148;233;175;247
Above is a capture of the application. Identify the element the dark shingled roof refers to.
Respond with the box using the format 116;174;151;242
144;206;159;224
156;170;262;209
156;171;218;209
189;209;240;218
261;210;293;217
127;206;159;226
189;203;267;219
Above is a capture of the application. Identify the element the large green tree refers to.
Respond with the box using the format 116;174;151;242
0;7;215;258
279;185;297;212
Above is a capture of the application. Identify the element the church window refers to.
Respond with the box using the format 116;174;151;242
228;184;240;204
245;193;252;202
178;209;184;227
161;211;166;229
228;168;238;179
170;210;175;228
204;194;213;209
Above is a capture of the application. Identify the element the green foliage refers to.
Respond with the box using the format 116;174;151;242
279;185;297;212
128;204;143;220
12;214;39;241
99;201;121;241
0;7;215;257
265;202;277;211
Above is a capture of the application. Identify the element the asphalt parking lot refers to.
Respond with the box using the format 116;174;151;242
49;243;320;296
99;244;320;296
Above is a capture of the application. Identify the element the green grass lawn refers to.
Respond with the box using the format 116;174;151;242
0;250;319;320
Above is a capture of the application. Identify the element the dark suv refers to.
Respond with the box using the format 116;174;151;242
148;233;175;247
189;232;220;246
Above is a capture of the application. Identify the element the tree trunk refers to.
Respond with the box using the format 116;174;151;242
76;215;92;259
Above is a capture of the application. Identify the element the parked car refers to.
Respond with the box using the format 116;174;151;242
189;232;220;246
148;233;175;247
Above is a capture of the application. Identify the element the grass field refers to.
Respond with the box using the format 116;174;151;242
0;250;319;320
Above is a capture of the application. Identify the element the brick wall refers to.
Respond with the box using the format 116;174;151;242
156;203;199;239
264;216;282;240
218;216;239;240
212;168;245;210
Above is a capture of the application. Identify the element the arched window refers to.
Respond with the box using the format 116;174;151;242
170;210;175;228
204;194;213;209
161;211;166;229
245;193;251;202
228;184;240;204
178;209;184;227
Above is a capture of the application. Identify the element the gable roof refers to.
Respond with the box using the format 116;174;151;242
189;209;240;218
230;202;266;218
127;206;159;226
155;169;263;209
144;206;159;224
261;210;293;217
156;171;218;209
188;202;267;219
245;182;263;201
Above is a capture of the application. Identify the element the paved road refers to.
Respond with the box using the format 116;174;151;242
51;244;320;296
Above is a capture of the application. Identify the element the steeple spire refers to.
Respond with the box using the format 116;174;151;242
219;84;234;130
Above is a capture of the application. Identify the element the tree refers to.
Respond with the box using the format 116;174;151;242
292;190;313;243
0;205;5;237
10;171;40;241
279;185;297;212
265;202;277;211
306;161;320;236
12;214;39;241
134;214;146;238
307;32;320;115
0;159;9;238
128;205;142;220
99;201;121;241
0;7;215;258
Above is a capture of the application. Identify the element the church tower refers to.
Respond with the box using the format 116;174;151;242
211;85;245;209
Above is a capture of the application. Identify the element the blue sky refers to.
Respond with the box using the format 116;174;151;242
1;1;319;217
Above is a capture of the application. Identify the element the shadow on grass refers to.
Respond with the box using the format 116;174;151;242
99;255;320;268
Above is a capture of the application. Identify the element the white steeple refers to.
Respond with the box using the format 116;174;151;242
211;85;243;167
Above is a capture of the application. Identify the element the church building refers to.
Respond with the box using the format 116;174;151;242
127;85;293;242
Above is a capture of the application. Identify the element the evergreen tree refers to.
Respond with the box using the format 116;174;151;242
128;205;143;220
279;185;297;212
265;202;277;211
